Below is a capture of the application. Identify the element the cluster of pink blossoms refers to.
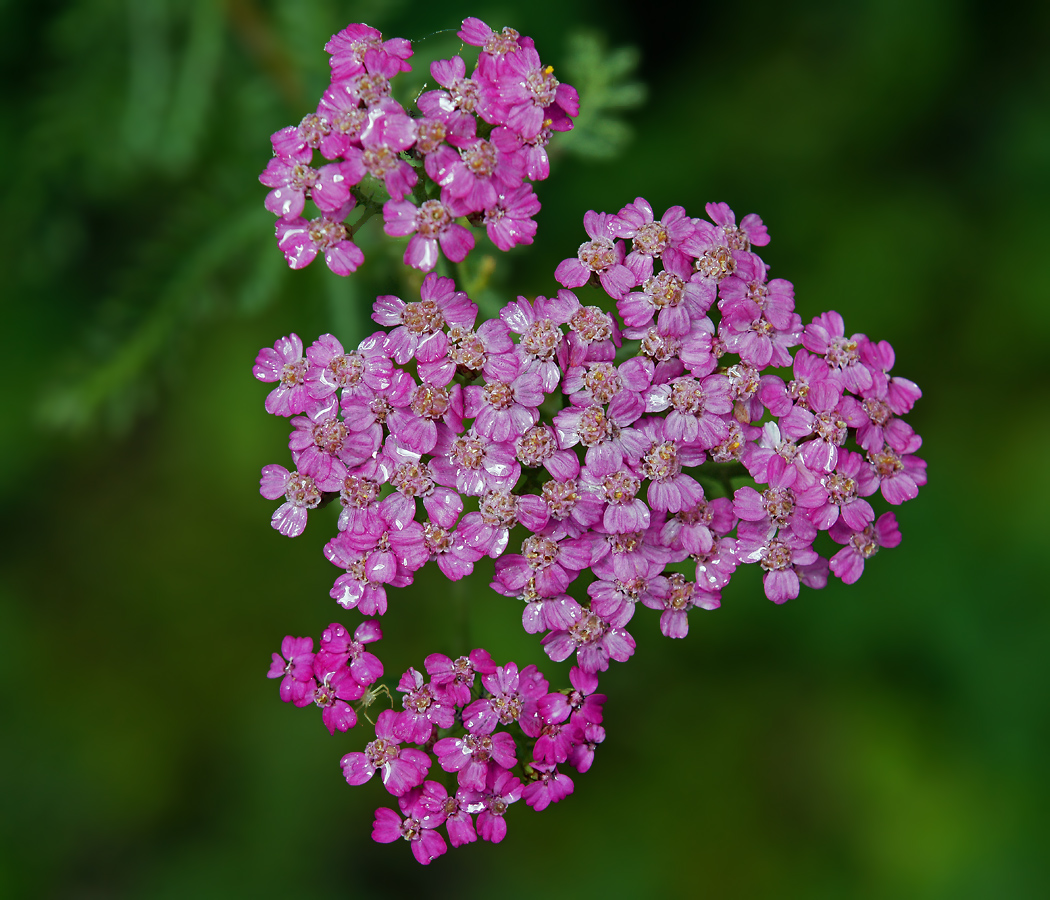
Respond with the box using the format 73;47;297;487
256;195;925;862
259;19;578;275
256;16;926;867
270;630;603;863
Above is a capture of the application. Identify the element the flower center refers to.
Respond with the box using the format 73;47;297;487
366;737;400;768
484;381;516;410
667;572;696;610
410;383;451;419
641;440;680;482
643;271;684;308
414;200;451;238
577;406;611;446
313;417;348;454
401;298;445;334
825;336;860;370
448;326;486;369
461;140;498;177
414;119;446;154
726;363;760;400
849;527;879;558
349;72;391;106
523;534;559;569
280;360;307;388
525;65;559;106
712;423;746;462
483;26;521;55
328;353;364;386
298;113;330;146
451;435;486;470
640;328;681;361
449;77;480;112
601;471;640;504
341;474;380;509
868;447;904;478
762;487;795;524
814;412;848;446
516;425;557;465
577;238;617;274
480;490;519;526
694;246;735;281
670;378;707;415
570;307;614;343
363;145;399;177
332;106;367;139
633;222;669;256
307;217;347;249
286;473;322;507
522;320;562;359
823;472;857;504
760;539;793;572
582;363;622;403
721;223;750;251
392;461;434;497
862;397;893;426
542;479;580;519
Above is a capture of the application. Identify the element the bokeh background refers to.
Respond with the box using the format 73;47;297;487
2;0;1048;897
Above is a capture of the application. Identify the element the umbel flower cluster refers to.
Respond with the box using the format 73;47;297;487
260;19;578;275
256;19;926;865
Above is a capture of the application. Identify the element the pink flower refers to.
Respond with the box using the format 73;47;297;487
483;184;540;251
259;464;321;537
253;333;310;416
394;667;456;743
314;620;384;687
641;572;720;639
612;198;704;281
325;24;412;80
341;709;431;795
372;272;477;365
383;198;475;272
267;636;315;705
521;764;574;811
310;664;365;734
803;311;873;394
829;512;902;583
433;731;517;792
555;210;637;300
370;806;447;865
425;649;497;707
275;202;364;276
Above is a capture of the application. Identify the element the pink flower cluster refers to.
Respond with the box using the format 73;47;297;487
256;196;925;863
270;632;604;864
255;198;925;625
259;19;579;275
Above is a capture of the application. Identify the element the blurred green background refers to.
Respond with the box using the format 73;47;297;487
2;0;1048;897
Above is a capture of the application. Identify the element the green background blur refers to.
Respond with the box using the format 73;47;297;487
2;0;1048;897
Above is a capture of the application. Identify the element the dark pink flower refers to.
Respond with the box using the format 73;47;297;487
325;24;412;81
433;731;517;792
395;667;456;743
253;333;310;416
259;464;321;537
342;709;431;795
371;805;447;865
555;210;636;300
829;512;902;583
383;198;475;272
275;202;364;276
521;764;574;811
267;635;315;705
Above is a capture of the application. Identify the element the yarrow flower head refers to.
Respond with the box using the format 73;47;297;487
254;17;926;867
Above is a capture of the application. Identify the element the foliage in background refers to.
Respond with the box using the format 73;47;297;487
6;0;641;446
